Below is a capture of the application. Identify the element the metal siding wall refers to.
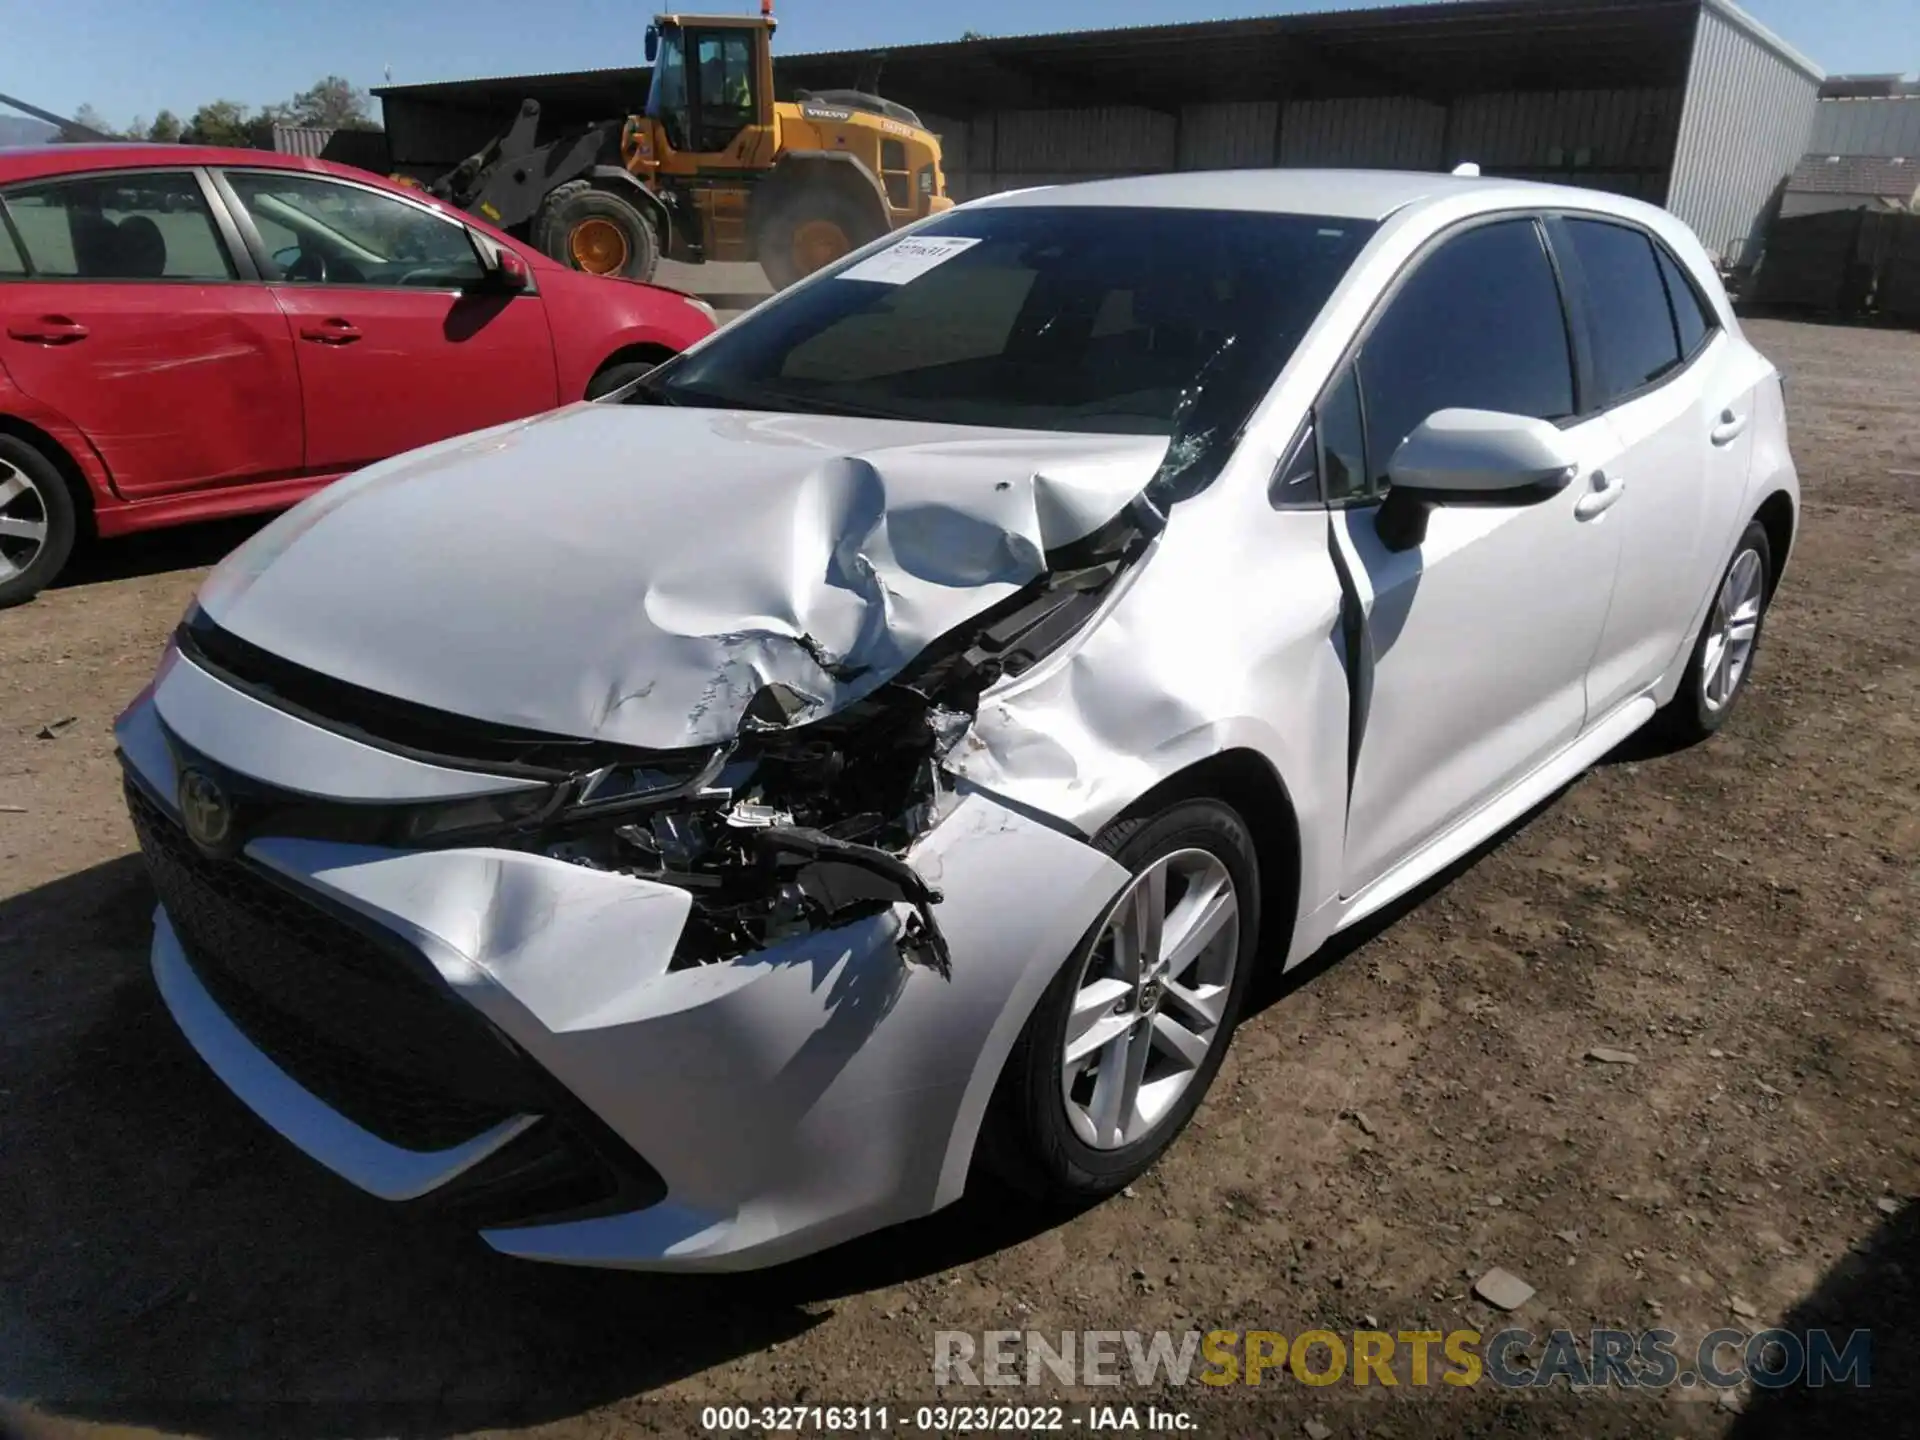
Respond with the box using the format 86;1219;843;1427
381;96;506;168
920;113;969;176
272;125;334;157
994;108;1177;173
1450;90;1679;170
1177;102;1279;169
1812;97;1920;157
1667;5;1821;266
1279;96;1444;168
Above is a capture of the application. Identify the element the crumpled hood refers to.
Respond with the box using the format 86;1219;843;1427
198;405;1168;751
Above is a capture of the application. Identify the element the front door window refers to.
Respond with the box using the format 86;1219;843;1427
224;172;483;289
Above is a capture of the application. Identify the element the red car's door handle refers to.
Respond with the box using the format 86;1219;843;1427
298;319;362;345
7;316;89;344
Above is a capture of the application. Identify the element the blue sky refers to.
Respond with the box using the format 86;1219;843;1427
11;0;1913;130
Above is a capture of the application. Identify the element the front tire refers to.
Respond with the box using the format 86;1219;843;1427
0;436;78;609
1658;519;1773;743
584;359;661;400
533;182;660;281
979;798;1260;1202
755;186;885;290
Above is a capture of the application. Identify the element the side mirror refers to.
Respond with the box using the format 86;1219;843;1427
645;23;659;61
472;233;532;292
1376;409;1579;551
493;247;532;292
1386;408;1578;497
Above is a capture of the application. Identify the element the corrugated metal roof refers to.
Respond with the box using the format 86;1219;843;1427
273;124;335;157
1814;96;1920;158
375;0;1729;120
1788;153;1919;196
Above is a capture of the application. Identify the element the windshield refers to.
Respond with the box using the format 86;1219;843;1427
642;205;1375;493
645;26;688;148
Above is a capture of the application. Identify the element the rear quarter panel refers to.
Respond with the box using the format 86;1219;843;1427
0;365;116;512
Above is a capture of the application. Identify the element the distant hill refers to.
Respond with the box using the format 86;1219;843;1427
0;114;58;146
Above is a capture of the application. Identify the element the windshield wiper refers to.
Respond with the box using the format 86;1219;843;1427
739;390;920;422
619;373;681;406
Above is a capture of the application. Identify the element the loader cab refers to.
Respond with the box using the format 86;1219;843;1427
644;16;773;163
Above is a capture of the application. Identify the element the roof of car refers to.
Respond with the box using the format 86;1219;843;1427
971;168;1653;224
0;143;347;184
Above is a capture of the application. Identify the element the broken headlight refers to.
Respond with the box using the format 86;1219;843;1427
393;785;561;844
537;720;956;975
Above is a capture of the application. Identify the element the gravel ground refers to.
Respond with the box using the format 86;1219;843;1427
0;318;1915;1439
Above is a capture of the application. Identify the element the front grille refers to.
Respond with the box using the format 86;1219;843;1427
127;778;536;1152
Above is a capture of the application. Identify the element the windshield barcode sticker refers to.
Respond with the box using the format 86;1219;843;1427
838;236;980;284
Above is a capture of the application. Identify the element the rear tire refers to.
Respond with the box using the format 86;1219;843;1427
1656;519;1773;744
0;435;78;609
533;182;660;282
977;798;1261;1203
755;185;885;289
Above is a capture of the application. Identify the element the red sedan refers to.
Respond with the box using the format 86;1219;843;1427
0;144;715;605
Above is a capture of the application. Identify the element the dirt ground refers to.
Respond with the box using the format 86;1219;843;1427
1;318;1915;1439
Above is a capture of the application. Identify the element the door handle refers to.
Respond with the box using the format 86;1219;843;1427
1573;469;1626;521
298;319;361;345
6;316;89;344
1710;409;1748;446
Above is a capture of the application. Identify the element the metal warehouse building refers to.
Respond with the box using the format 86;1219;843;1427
1812;76;1920;156
377;0;1823;268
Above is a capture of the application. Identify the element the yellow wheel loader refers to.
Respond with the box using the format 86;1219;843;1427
427;6;952;288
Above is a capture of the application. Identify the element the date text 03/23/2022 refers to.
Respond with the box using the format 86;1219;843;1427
699;1405;1197;1432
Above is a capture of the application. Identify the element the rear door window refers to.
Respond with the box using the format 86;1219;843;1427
0;212;24;276
1562;219;1683;404
1;172;235;280
1655;244;1716;359
1355;218;1576;488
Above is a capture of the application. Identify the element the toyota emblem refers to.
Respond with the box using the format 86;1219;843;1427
177;768;234;854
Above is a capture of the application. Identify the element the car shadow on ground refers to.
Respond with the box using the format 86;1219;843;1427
1727;1201;1918;1435
51;514;270;592
0;854;1100;1436
0;768;1626;1436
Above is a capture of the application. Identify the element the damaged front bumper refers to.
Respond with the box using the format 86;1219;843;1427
119;650;1128;1270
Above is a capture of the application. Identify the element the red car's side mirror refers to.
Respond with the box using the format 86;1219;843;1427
493;247;532;292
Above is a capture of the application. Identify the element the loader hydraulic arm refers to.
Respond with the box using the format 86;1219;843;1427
431;99;619;231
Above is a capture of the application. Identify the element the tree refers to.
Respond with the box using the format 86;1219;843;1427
61;104;127;141
960;28;987;40
182;100;255;148
147;110;183;143
287;75;377;131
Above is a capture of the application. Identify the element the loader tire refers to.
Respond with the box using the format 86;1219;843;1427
756;186;885;289
534;182;659;281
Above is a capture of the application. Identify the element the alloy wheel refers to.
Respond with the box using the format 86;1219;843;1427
1701;546;1764;713
1060;847;1240;1151
0;458;49;583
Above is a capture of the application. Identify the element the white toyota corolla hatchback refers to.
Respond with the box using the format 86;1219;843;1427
118;170;1797;1270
